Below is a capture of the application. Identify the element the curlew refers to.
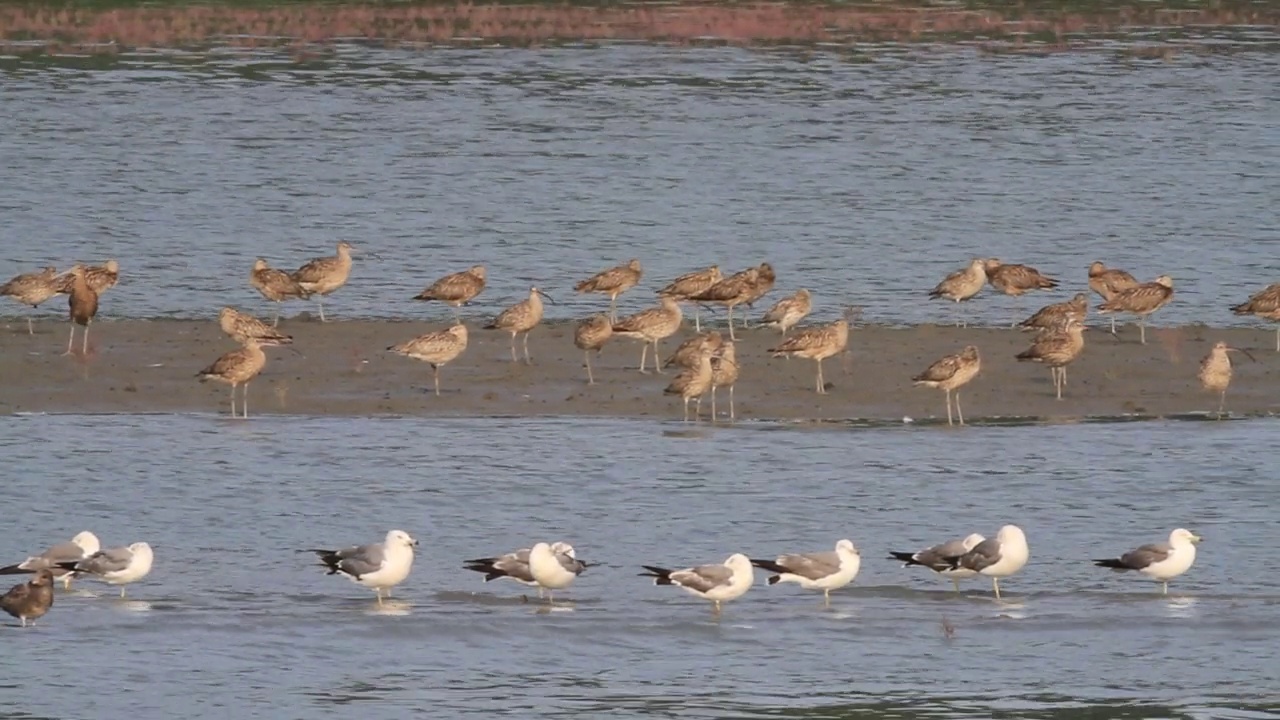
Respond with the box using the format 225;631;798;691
658;265;721;332
912;345;981;427
63;264;99;356
1230;283;1280;352
740;262;777;309
1198;341;1253;419
1096;275;1174;345
709;340;739;422
984;259;1058;297
486;287;553;364
1019;293;1088;333
56;259;119;296
575;259;642;323
1015;319;1086;400
197;337;280;418
291;241;356;322
388;324;469;396
1;266;61;335
1088;261;1139;333
250;258;310;326
768;318;849;394
663;338;715;422
612;296;683;374
413;265;487;322
218;307;293;346
929;259;987;327
664;331;724;371
573;314;612;385
689;267;758;340
759;288;812;336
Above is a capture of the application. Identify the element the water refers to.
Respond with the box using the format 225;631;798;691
2;414;1279;718
2;41;1278;327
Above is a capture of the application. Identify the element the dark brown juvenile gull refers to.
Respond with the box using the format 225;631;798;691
1;569;55;627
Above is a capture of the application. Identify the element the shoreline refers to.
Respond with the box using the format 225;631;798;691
2;318;1276;422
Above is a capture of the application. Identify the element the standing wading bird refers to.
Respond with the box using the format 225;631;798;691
527;541;590;604
750;539;861;606
63;264;98;356
768;318;849;395
657;265;721;332
1;266;61;335
387;324;469;396
218;307;293;346
689;267;759;340
1087;261;1139;334
759;288;812;336
664;331;724;370
912;345;981;426
709;340;738;422
575;259;642;323
309;530;418;606
639;553;755;614
612;296;683;374
0;570;54;627
413;265;487;322
1092;528;1202;596
55;542;154;598
56;259;119;296
486;287;553;364
1016;319;1086;400
889;533;987;593
664;339;715;422
573;314;613;385
1198;341;1254;419
942;525;1029;601
250;258;310;326
929;259;987;327
1019;293;1088;333
197;337;283;418
291;241;356;322
0;531;100;590
740;262;777;310
1096;275;1174;345
983;259;1058;322
463;541;580;599
1230;283;1280;352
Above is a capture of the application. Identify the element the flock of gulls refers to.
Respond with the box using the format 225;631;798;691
0;524;1204;626
3;244;1280;422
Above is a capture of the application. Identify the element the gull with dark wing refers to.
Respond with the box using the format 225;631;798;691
310;529;418;605
912;345;980;427
1;570;55;627
889;533;986;593
750;539;860;605
1093;528;1202;596
942;525;1029;600
55;542;154;598
0;531;100;589
463;541;579;598
640;553;754;613
528;541;590;604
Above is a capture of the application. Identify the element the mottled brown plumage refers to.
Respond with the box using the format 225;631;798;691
740;262;777;308
64;265;99;356
1016;320;1086;399
414;265;487;321
388;324;469;396
291;241;355;322
250;258;310;325
1096;275;1174;345
913;345;981;426
664;340;715;422
769;319;849;394
658;265;721;332
1019;293;1088;333
1;569;54;627
219;307;292;346
1088;261;1139;333
709;340;739;422
575;259;642;323
983;260;1058;297
929;259;987;326
690;267;759;340
664;331;724;370
1198;341;1246;419
612;296;683;374
55;259;118;296
759;288;812;336
1230;283;1280;352
197;338;277;418
573;314;613;385
486;287;551;364
1;266;60;335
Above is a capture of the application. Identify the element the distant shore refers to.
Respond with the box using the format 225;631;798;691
2;318;1276;422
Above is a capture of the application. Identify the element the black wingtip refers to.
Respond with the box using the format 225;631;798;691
639;565;674;585
888;551;920;566
0;564;31;575
749;558;787;574
53;561;79;572
1092;558;1124;569
766;575;781;586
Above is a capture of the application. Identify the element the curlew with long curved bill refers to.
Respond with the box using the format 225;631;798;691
56;259;118;296
689;267;758;340
1230;283;1280;352
63;265;98;356
658;265;721;332
387;324;469;396
1019;293;1088;333
1016;319;1086;399
413;265;486;322
759;288;812;336
196;337;282;418
573;314;612;385
664;338;715;422
612;296;683;374
984;259;1058;324
1088;261;1139;333
769;318;849;394
291;241;356;322
250;258;310;326
929;259;987;327
740;262;777;309
913;345;981;427
575;259;642;323
486;287;552;364
709;340;739;422
664;331;724;371
1;266;61;335
1096;275;1174;345
218;307;292;346
1198;340;1253;419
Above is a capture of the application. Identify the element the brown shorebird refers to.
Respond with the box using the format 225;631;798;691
1230;283;1280;352
929;259;987;326
197;337;281;418
413;265;487;322
1;266;61;335
913;345;981;427
1;569;54;627
1088;261;1139;333
219;307;293;346
486;287;553;364
291;241;355;322
664;331;724;370
759;288;812;336
56;259;119;296
573;314;613;385
575;259;642;323
1019;293;1088;333
250;258;310;326
663;338;715;422
710;340;739;422
612;296;683;374
1198;341;1253;419
657;265;721;332
388;324;469;396
984;259;1058;324
64;264;98;356
741;262;777;309
1016;319;1086;399
1096;275;1174;345
689;267;759;340
769;318;850;394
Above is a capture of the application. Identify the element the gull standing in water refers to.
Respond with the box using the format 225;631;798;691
640;553;754;614
55;542;154;598
942;525;1029;600
750;539;860;605
0;531;101;590
1093;528;1202;596
889;533;987;593
310;530;418;606
528;542;590;604
463;542;579;599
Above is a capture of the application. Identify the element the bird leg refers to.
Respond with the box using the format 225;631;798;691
711;386;717;421
694;397;702;422
956;391;965;426
509;333;518;364
26;316;33;335
728;384;735;422
120;586;127;599
638;343;650;374
1162;582;1168;596
951;578;960;594
727;307;737;341
229;384;237;417
944;389;954;427
316;297;327;323
1217;390;1226;420
83;322;90;355
272;303;281;327
65;324;75;355
243;382;250;419
823;589;831;607
584;350;594;385
609;296;618;324
433;365;441;397
693;306;701;333
1139;315;1147;345
682;397;690;423
522;331;532;365
815;359;826;394
992;578;1001;600
653;340;664;374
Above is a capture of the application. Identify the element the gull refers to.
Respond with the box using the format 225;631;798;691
749;539;860;605
310;530;417;605
640;553;754;613
55;542;154;598
1;569;54;627
889;533;987;593
0;530;101;590
942;525;1029;600
528;541;590;603
1093;528;1202;595
463;541;579;599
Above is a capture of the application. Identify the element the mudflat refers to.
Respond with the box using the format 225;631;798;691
1;317;1277;422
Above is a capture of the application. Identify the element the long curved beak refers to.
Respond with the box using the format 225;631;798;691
536;289;556;305
1226;347;1257;362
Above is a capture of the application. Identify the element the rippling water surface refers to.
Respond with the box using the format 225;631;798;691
2;414;1278;718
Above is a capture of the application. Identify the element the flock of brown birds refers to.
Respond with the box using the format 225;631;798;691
4;244;1280;424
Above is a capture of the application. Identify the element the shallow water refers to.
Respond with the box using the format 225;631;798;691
2;414;1278;718
1;39;1278;327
